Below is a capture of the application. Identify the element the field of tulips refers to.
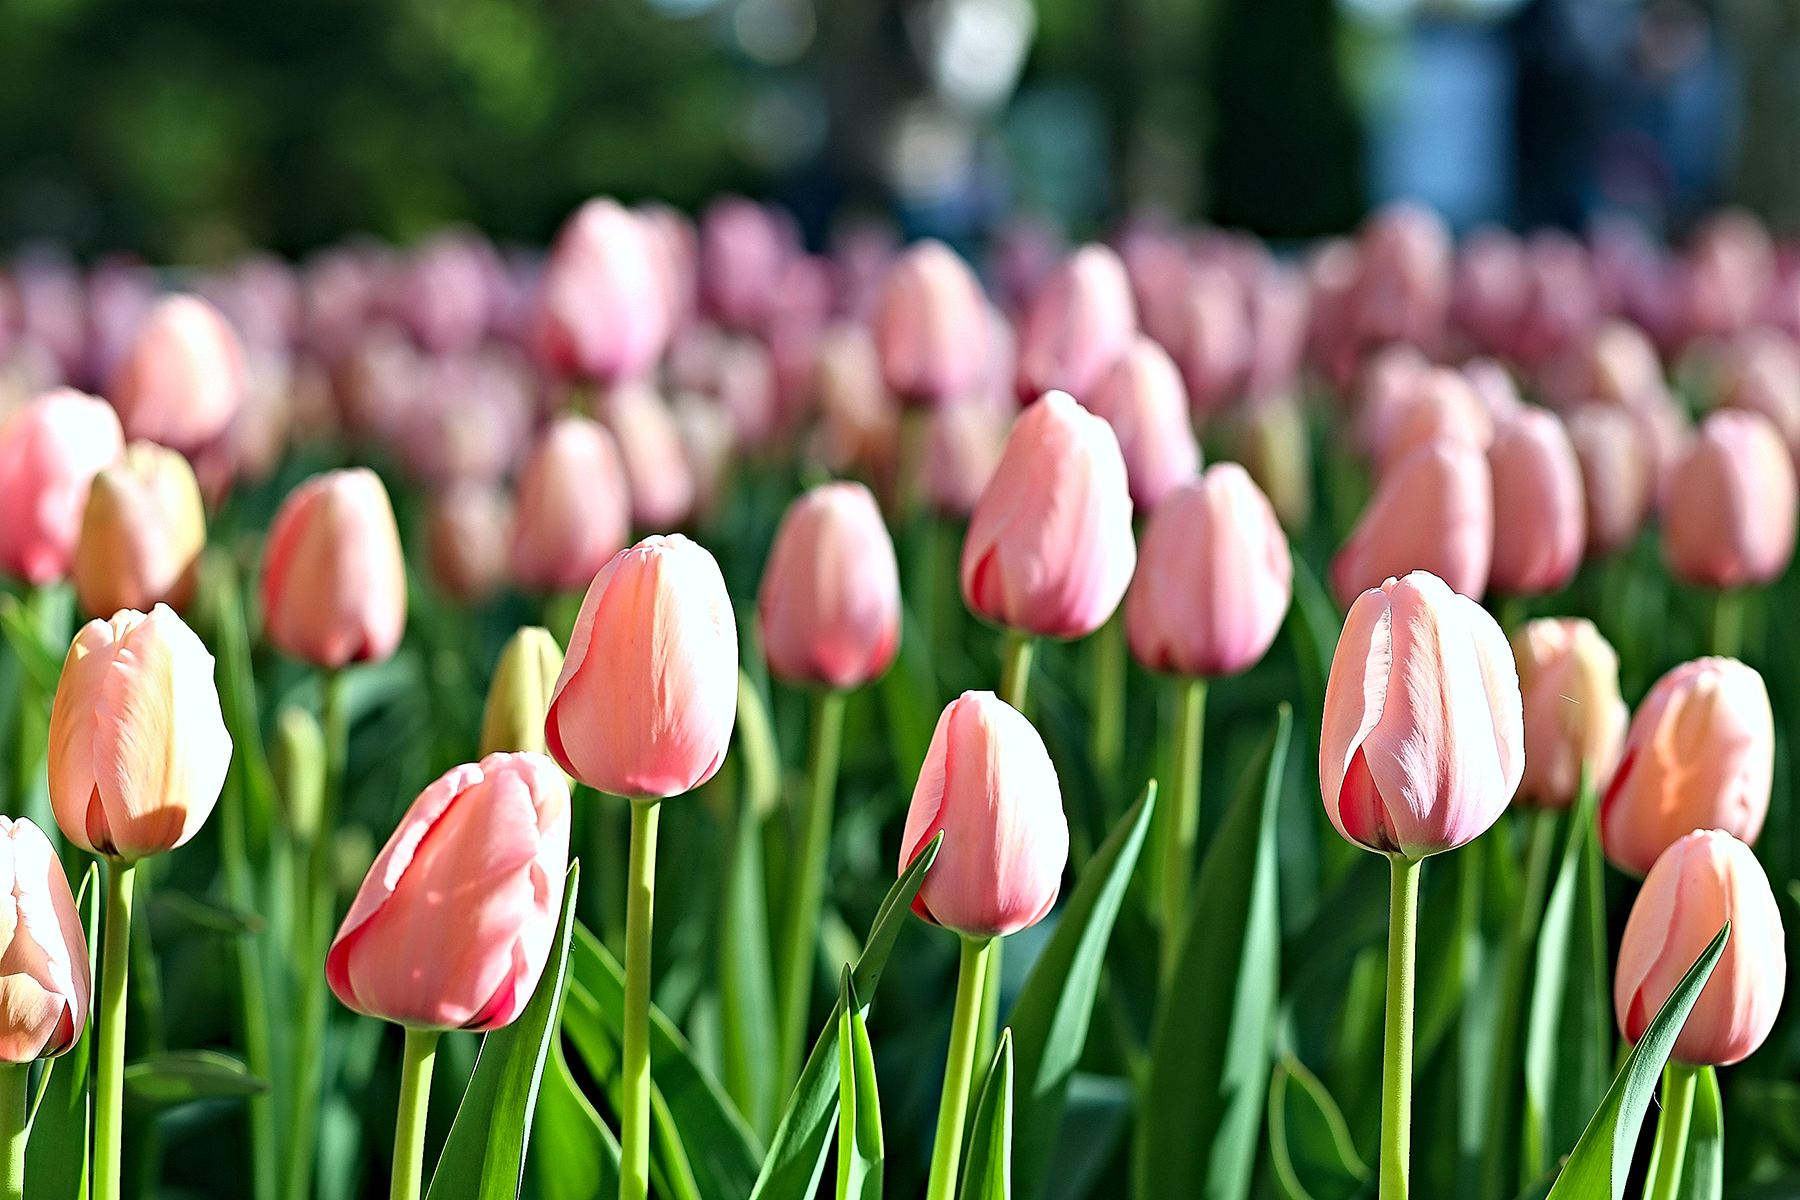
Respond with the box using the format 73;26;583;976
3;195;1800;1200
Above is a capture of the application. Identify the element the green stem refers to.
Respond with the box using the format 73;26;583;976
925;936;993;1200
95;859;136;1200
1712;590;1744;659
220;767;276;1200
970;938;1003;1104
1160;677;1207;984
1090;610;1125;788
619;799;662;1200
1644;1062;1699;1200
391;1028;441;1200
0;1061;27;1200
775;689;847;1104
1380;854;1420;1200
999;631;1034;713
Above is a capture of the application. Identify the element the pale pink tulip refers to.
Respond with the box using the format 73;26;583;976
428;483;511;602
1719;327;1800;463
73;441;207;617
261;468;408;669
1373;368;1495;477
1330;439;1494;607
1587;320;1671;410
1683;211;1776;343
390;228;498;354
1085;336;1200;512
1244;262;1311;402
1171;263;1253;417
637;202;699;337
603;382;697;531
1014;245;1136;404
813;323;898;478
758;482;901;690
873;241;991;407
1452;226;1530;355
1662;409;1798;588
533;199;670;384
1353;202;1453;354
1565;404;1655;555
0;387;125;585
699;196;792;333
510;416;631;594
1512;618;1628;807
108;294;248;452
1487;409;1585;596
1461;357;1524;422
924;401;1011;517
0;817;89;1061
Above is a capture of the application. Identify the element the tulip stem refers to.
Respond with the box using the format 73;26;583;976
391;1028;440;1200
1712;590;1744;659
1379;853;1420;1200
1160;676;1207;984
95;859;135;1200
776;688;847;1106
926;935;993;1200
1645;1062;1699;1200
620;799;661;1200
0;1061;27;1200
1000;630;1034;713
1091;609;1125;791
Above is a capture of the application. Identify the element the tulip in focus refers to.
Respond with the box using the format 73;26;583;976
1014;244;1137;404
108;294;248;452
73;441;207;618
0;816;90;1061
0;387;125;585
1486;408;1586;596
533;199;671;384
758;482;901;690
1085;335;1201;512
1511;618;1627;807
261;467;408;669
1565;404;1655;556
1662;408;1798;589
874;240;991;406
1330;439;1494;607
480;627;564;758
510;415;631;593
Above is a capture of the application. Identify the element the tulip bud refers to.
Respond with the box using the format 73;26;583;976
1461;357;1524;422
873;241;991;407
73;441;206;618
1565;404;1655;556
699;195;791;334
1126;464;1291;678
1374;368;1493;478
108;294;248;452
603;382;698;531
481;627;565;757
1233;395;1313;531
1600;657;1773;877
510;416;631;594
546;534;738;798
533;199;670;384
1331;439;1494;608
1587;319;1670;410
1320;571;1523;858
48;604;232;861
1511;618;1627;807
1487;409;1586;596
261;467;408;669
1662;408;1798;589
0;816;90;1061
274;704;327;845
924;401;1011;517
1719;327;1800;464
1085;336;1201;513
1452;226;1530;354
897;691;1068;938
1014;245;1137;404
1615;830;1784;1066
327;752;571;1031
1171;263;1253;417
758;482;901;690
426;483;511;602
0;387;125;586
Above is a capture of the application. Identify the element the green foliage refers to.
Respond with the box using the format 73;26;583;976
960;1030;1016;1200
835;969;882;1200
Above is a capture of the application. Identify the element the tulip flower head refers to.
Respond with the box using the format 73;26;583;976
427;483;511;602
1330;438;1494;607
1486;408;1586;596
0;816;90;1062
108;294;249;452
1565;404;1655;556
480;627;565;758
1511;618;1627;807
0;387;126;586
1014;244;1137;404
1085;335;1202;513
533;198;671;384
73;441;207;618
873;240;991;407
509;415;631;593
1662;408;1798;589
262;468;408;669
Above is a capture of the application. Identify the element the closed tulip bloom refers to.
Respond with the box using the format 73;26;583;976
108;294;248;452
1462;357;1525;422
73;441;207;618
1601;657;1773;877
1587;320;1670;410
533;199;670;384
1234;395;1313;531
1331;439;1494;607
961;391;1136;639
1171;263;1253;416
897;691;1068;938
510;416;631;593
1487;409;1586;596
1512;618;1627;807
1015;245;1137;404
547;535;738;798
427;483;511;602
327;752;571;1031
0;387;125;585
480;628;564;758
1085;336;1201;512
1374;368;1494;478
1320;571;1524;858
1565;404;1655;555
758;482;901;690
603;383;697;531
874;240;991;407
48;605;232;862
0;817;90;1061
1126;464;1290;678
261;468;408;669
699;195;791;333
924;401;1010;517
1615;830;1784;1066
1719;327;1800;464
1662;409;1798;589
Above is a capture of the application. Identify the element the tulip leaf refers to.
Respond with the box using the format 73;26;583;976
426;860;579;1200
748;830;941;1200
960;1029;1015;1200
1268;1054;1370;1200
0;592;66;693
1135;705;1290;1200
530;1037;620;1200
1543;922;1729;1200
1677;1066;1724;1200
1040;1074;1132;1200
878;605;937;795
835;968;882;1200
719;747;779;1138
1004;781;1155;1200
1284;551;1340;715
25;862;98;1200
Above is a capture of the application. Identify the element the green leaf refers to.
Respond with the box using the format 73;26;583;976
878;604;937;795
1005;782;1156;1200
835;968;882;1200
959;1029;1015;1200
25;863;98;1200
735;669;782;821
1268;1055;1370;1200
1135;705;1291;1200
1040;1075;1131;1200
748;830;942;1200
0;592;64;692
123;1049;268;1110
1676;1066;1723;1200
1285;552;1339;716
719;771;779;1139
1544;923;1729;1200
530;1038;620;1200
151;889;266;935
426;860;580;1200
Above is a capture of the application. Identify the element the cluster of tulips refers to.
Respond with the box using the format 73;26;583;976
0;190;1796;1200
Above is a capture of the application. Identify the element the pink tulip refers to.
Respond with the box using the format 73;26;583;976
1126;464;1290;678
873;241;991;407
1014;245;1137;404
1662;409;1798;589
1244;262;1311;402
603;382;697;531
1085;335;1201;512
1719;327;1800;463
428;483;511;602
897;691;1068;938
1615;830;1784;1066
390;228;498;355
0;817;89;1061
924;401;1011;517
1487;409;1585;596
13;251;87;385
533;199;670;384
758;482;901;690
1452;226;1530;355
1565;404;1655;556
813;323;899;478
1461;357;1524;422
1352;343;1432;452
1683;211;1776;343
1353;202;1453;354
397;349;535;486
303;244;387;365
1320;571;1523;858
73;441;207;618
1331;439;1494;607
671;392;738;519
1373;368;1495;477
1601;657;1773;877
960;391;1137;639
699;196;792;333
261;468;408;669
637;202;699;337
327;752;571;1031
86;257;158;388
0;387;125;585
48;604;232;861
1171;263;1253;417
546;534;738;798
1587;320;1671;410
510;415;631;593
108;294;248;452
1512;618;1628;807
1513;232;1601;368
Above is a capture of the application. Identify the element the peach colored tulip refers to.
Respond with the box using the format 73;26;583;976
873;241;991;407
428;483;512;602
547;535;738;798
1719;327;1800;463
1330;440;1494;607
1352;343;1432;452
1462;357;1524;421
327;752;571;1030
1511;618;1627;807
1085;335;1200;512
813;323;898;478
261;468;408;669
924;401;1011;517
1587;320;1671;410
48;604;232;862
1601;657;1773;877
1014;245;1137;404
108;294;248;452
759;482;900;690
1374;368;1494;478
73;441;207;618
533;199;670;384
1615;829;1784;1066
1320;571;1523;858
0;817;89;1061
961;391;1137;639
1565;404;1655;556
1126;464;1290;678
898;691;1068;938
1662;408;1798;589
603;382;697;531
1487;409;1585;596
0;387;125;585
714;335;779;448
510;416;631;594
